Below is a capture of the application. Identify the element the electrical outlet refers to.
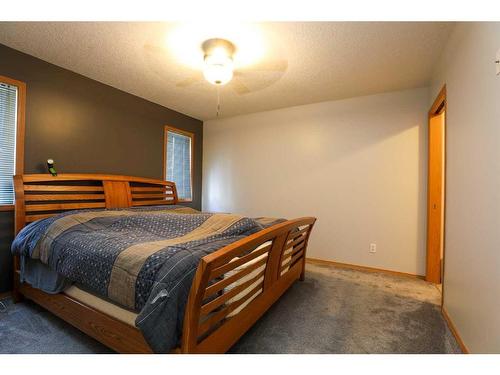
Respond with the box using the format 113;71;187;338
369;243;377;253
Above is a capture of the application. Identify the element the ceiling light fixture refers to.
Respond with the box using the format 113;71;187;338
202;38;235;85
167;22;264;71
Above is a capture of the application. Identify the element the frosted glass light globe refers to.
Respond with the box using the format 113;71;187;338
203;53;234;85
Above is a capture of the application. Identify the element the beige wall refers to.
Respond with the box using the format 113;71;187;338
203;87;429;275
430;22;500;353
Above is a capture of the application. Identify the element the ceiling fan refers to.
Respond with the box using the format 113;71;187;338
144;37;288;95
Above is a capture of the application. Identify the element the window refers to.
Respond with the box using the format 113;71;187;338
0;76;25;208
164;126;193;202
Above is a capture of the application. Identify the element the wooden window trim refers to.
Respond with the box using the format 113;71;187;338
0;75;26;211
163;125;194;203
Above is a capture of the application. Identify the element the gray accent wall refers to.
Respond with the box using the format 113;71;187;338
0;43;203;292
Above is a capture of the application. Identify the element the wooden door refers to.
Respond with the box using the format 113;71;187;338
426;111;445;283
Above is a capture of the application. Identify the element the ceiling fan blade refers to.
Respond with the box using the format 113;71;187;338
230;78;252;95
143;43;203;88
176;74;204;88
239;59;288;73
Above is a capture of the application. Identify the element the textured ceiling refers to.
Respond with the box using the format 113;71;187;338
0;22;454;120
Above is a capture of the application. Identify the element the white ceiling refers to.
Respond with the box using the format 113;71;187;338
0;22;454;120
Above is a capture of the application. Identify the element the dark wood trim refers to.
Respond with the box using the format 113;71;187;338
0;204;14;211
0;75;26;176
306;258;425;280
163;126;194;203
442;306;468;353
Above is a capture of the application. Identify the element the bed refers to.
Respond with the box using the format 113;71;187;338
11;174;316;353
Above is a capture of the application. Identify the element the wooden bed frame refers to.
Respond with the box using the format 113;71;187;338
12;174;316;353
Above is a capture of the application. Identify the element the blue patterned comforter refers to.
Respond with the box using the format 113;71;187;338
11;205;278;352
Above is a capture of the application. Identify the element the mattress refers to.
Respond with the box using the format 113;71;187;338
20;258;138;326
63;241;281;326
64;285;138;326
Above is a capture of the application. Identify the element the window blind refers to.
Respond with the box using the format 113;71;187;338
166;131;192;201
0;82;18;205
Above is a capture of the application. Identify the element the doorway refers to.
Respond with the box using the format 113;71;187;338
426;86;446;285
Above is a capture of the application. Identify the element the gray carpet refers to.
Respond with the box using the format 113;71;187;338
0;263;461;354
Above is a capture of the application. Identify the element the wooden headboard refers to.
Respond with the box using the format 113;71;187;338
13;174;178;234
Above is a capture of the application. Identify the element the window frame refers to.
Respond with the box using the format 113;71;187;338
0;75;26;211
163;125;194;203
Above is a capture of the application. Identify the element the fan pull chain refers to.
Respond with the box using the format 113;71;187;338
216;85;221;117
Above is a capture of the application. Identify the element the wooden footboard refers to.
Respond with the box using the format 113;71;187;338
181;217;316;353
12;174;316;353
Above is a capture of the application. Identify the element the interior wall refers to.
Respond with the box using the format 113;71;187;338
0;43;203;293
430;22;500;353
203;87;429;276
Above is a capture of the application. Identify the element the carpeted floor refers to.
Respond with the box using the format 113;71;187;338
0;263;461;354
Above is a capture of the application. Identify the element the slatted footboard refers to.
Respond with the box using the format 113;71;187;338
181;217;316;353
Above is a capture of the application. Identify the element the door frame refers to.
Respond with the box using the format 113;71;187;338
426;85;447;289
